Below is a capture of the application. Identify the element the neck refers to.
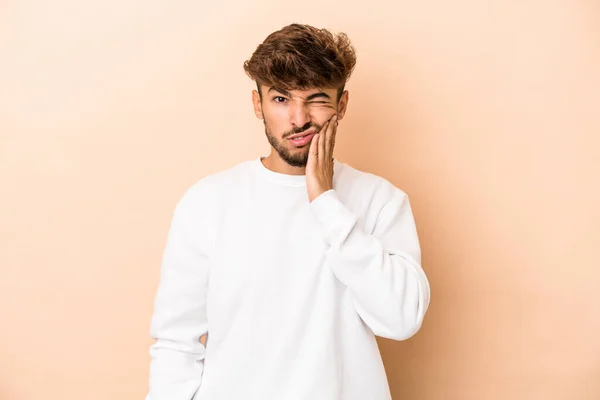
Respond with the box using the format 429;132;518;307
261;152;306;176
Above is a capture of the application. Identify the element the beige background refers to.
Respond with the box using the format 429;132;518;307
1;1;599;399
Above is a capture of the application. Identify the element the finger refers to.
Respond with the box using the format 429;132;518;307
318;120;329;164
318;118;330;135
325;115;337;160
318;126;326;164
308;133;319;169
331;117;338;161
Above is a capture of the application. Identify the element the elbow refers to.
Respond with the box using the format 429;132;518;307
352;258;431;341
380;265;431;340
381;321;425;341
357;287;429;341
370;309;426;341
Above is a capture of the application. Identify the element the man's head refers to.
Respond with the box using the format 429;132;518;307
243;24;356;168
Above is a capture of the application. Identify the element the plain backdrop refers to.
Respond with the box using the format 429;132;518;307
1;1;599;399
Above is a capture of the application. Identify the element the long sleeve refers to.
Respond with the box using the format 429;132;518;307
309;188;430;340
145;192;210;400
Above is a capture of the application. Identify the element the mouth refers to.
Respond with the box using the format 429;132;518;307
288;128;317;140
287;129;317;147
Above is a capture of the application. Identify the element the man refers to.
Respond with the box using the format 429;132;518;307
145;23;430;400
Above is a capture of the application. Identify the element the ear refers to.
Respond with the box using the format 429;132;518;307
336;90;349;121
252;90;264;119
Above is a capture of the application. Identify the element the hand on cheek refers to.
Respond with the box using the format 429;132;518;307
306;114;338;203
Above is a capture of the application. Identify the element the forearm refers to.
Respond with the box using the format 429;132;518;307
327;228;429;339
146;338;206;400
310;189;430;340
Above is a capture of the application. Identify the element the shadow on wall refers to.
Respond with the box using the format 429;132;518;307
341;67;479;398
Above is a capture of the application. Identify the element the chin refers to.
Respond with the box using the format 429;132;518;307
281;153;309;168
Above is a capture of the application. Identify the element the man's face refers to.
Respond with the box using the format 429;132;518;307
252;85;349;168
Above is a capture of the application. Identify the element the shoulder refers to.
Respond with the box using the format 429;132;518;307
175;159;254;213
335;160;408;206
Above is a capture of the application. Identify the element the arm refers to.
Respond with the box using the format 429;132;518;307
309;188;430;340
145;192;209;400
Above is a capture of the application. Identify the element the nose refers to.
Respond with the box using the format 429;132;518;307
289;101;311;130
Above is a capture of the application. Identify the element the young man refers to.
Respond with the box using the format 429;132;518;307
145;23;430;400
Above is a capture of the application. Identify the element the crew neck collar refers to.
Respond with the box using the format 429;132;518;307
252;156;340;187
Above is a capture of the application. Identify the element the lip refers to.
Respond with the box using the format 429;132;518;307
288;132;316;147
288;128;317;140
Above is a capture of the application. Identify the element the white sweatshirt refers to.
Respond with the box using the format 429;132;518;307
146;157;430;400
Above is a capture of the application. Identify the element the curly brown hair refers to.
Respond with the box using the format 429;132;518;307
243;23;357;100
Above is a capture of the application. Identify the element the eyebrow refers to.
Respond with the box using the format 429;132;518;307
268;87;331;101
268;87;291;97
306;92;331;101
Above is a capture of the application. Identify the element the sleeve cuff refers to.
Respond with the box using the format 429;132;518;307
309;190;358;247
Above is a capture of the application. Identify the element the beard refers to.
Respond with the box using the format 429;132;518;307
263;119;323;168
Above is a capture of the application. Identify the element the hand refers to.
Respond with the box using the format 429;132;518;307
306;114;338;202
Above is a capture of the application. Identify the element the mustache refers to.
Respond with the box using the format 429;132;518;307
283;122;322;139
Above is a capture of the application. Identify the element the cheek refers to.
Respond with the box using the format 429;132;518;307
308;105;337;123
263;110;288;136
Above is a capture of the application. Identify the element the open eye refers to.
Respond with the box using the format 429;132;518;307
273;96;287;103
